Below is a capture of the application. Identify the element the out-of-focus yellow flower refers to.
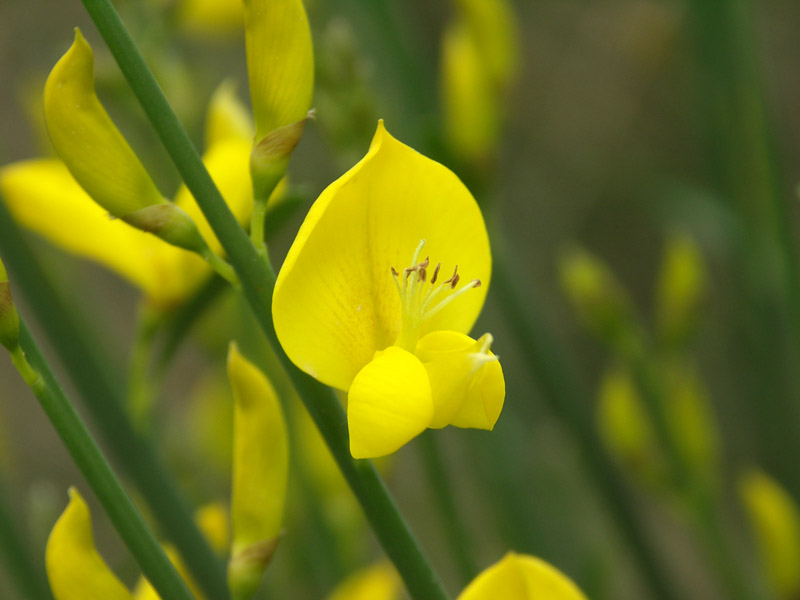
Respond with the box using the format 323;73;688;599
227;344;288;600
655;232;707;350
273;121;504;458
457;552;587;600
739;469;800;599
326;562;401;600
441;0;519;165
176;0;243;39
46;488;133;600
0;257;19;352
132;544;203;600
195;502;230;556
205;81;255;149
559;246;639;355
1;81;256;308
245;0;314;197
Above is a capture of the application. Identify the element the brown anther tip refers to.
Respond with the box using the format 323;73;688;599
391;267;399;277
404;266;415;278
444;265;459;284
472;279;481;288
431;263;441;284
450;274;461;289
419;257;430;269
420;267;427;282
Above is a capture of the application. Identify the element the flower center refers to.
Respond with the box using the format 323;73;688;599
391;240;481;352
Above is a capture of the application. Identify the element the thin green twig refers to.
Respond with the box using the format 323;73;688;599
0;201;229;600
418;432;476;588
8;324;193;600
77;2;448;598
0;482;52;600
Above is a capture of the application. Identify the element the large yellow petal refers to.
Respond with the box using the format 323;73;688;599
273;121;491;390
44;29;164;217
457;553;587;600
244;0;314;140
174;138;254;256
326;562;401;600
46;488;134;600
415;330;504;430
347;346;433;459
0;158;207;307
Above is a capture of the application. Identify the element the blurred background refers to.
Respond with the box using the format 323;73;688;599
2;0;800;598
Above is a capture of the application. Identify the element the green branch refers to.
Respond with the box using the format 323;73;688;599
77;1;448;598
0;201;228;600
7;323;193;600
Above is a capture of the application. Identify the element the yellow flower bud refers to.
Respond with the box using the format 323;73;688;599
0;257;20;351
227;344;288;600
739;469;800;599
457;552;587;600
244;0;314;197
559;246;639;355
46;487;134;600
44;29;163;218
597;365;665;487
327;562;402;600
655;232;707;350
44;30;209;255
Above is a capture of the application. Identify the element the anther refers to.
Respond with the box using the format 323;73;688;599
472;279;481;288
419;267;427;282
391;267;399;277
431;263;441;284
444;265;459;285
450;274;460;289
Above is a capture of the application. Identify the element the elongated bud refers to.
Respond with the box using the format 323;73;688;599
739;470;800;599
559;246;640;356
0;258;20;351
457;552;588;600
44;30;209;254
244;0;314;198
46;487;134;600
597;365;665;488
227;344;288;600
655;232;707;351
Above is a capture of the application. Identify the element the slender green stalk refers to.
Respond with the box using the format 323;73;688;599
0;202;229;600
249;196;269;259
6;325;193;600
77;2;448;598
419;432;476;587
491;238;681;600
127;302;163;429
0;482;52;600
628;355;758;600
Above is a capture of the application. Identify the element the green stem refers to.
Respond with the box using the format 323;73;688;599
629;353;758;600
418;432;476;587
127;302;163;430
491;238;681;600
201;248;239;288
249;197;268;259
0;482;52;600
0;202;229;600
7;331;193;600
78;2;448;598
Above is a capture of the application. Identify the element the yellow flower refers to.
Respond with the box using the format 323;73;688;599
273;121;504;458
175;0;244;39
739;469;800;598
46;488;134;600
1;82;256;308
326;562;401;600
227;344;289;600
457;552;587;600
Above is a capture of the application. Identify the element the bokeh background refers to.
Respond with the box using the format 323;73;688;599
2;0;800;598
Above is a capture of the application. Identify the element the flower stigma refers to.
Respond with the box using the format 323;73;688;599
391;239;482;352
